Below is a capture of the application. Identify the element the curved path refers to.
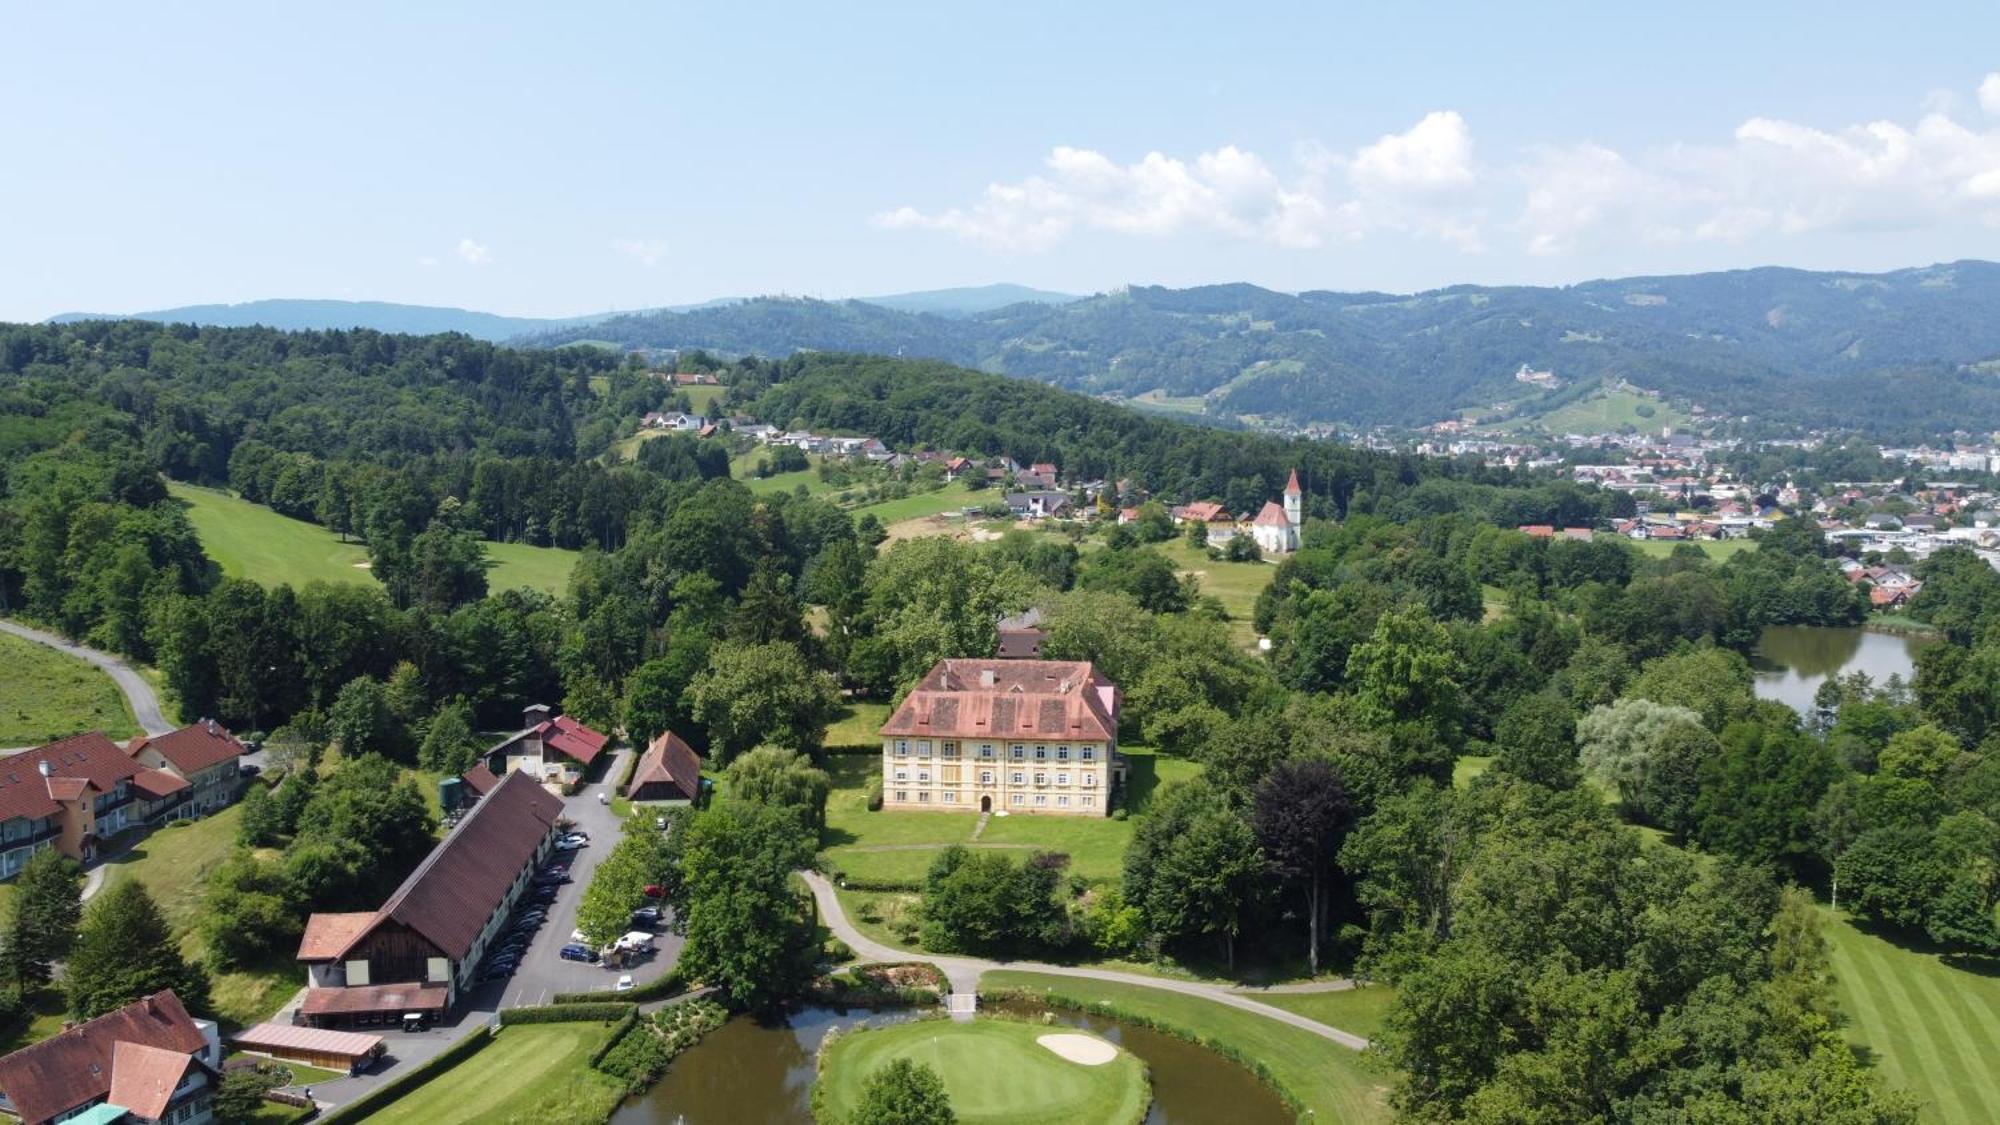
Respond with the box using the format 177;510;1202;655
0;619;173;736
802;870;1370;1050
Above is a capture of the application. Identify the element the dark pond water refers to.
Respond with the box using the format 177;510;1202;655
1750;625;1932;714
609;1002;1295;1124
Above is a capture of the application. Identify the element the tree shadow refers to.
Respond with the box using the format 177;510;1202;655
820;826;859;848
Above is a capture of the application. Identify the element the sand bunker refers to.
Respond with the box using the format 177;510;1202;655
1037;1032;1118;1065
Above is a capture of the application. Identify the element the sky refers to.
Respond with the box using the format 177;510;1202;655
5;1;2000;322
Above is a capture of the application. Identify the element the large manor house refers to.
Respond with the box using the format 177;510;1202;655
878;658;1122;817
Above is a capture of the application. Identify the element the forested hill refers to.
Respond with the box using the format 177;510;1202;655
524;261;2000;434
49;299;620;342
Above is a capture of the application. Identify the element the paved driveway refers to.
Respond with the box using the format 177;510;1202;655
310;748;682;1108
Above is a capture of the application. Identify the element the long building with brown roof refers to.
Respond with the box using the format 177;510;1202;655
878;659;1121;817
295;768;562;1028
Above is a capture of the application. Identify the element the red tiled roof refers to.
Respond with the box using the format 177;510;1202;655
132;769;190;799
0;991;204;1125
881;659;1118;743
1174;501;1230;522
461;762;500;796
332;769;562;963
106;1041;197;1121
1519;524;1556;538
301;982;448;1017
0;733;139;823
1285;468;1302;495
1252;501;1290;528
541;716;609;767
625;731;702;802
43;777;92;802
296;913;379;962
128;721;243;777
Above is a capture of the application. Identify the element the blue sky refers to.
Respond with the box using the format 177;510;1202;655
5;1;2000;321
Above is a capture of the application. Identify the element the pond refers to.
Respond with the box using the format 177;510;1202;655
609;1001;1296;1125
1750;625;1933;715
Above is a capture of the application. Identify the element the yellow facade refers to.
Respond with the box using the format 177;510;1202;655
881;735;1112;816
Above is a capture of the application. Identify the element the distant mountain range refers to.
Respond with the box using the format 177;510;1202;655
46;284;1079;343
46;265;2000;435
518;261;2000;435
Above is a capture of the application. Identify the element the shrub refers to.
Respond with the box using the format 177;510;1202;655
824;938;853;963
499;1002;634;1025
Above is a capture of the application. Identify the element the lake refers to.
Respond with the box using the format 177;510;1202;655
609;1001;1296;1124
1750;625;1933;714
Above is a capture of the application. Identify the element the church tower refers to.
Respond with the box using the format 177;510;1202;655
1283;468;1303;529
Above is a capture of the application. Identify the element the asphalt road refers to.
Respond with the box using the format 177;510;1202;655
310;748;683;1109
0;618;173;736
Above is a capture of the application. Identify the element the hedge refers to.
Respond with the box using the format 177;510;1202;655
586;1008;641;1069
498;1002;635;1025
979;986;1307;1119
554;968;683;1004
318;1024;497;1123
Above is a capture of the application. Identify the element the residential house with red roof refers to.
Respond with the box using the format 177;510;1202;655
879;659;1121;817
624;731;703;805
126;720;245;821
480;705;610;787
0;990;220;1125
296;769;563;1028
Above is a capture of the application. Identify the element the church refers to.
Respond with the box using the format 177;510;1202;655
1248;469;1304;554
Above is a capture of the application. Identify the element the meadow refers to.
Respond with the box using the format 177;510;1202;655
0;629;139;745
169;482;579;595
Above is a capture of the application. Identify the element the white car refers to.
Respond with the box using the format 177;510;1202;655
558;834;589;849
615;974;635;992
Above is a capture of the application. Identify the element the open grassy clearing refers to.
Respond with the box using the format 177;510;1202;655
95;802;306;1027
0;629;139;745
850;480;979;524
1452;754;1494;789
1824;909;2000;1125
824;702;892;750
363;1021;627;1125
168;482;579;595
981;971;1390;1124
1626;537;1754;562
1491;387;1691;436
1251;984;1397;1040
816;1017;1149;1125
1151;539;1274;648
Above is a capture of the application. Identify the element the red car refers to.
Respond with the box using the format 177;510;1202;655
642;885;664;899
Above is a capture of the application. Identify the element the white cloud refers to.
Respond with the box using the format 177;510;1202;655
879;76;2000;259
615;238;668;267
415;256;440;268
874;113;1485;252
455;237;492;266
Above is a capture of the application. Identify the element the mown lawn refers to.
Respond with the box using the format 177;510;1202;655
851;480;977;523
363;1022;627;1125
980;971;1390;1124
0;628;139;745
1152;540;1274;648
168;482;579;595
824;702;892;751
95;803;305;1027
1824;909;2000;1125
816;1017;1148;1125
1626;537;1754;562
1253;984;1398;1040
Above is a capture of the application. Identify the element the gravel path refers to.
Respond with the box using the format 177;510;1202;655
804;870;1370;1049
0;619;173;736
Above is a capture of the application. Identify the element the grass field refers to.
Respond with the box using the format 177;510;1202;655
169;482;579;595
1252;984;1397;1040
0;629;139;745
364;1022;627;1125
981;971;1390;1124
1152;539;1275;648
1626;537;1754;562
1824;910;2000;1124
816;1017;1148;1125
824;703;892;750
1492;387;1692;436
1452;755;1494;789
95;803;305;1027
851;480;978;524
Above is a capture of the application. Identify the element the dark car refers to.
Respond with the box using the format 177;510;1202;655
630;906;662;927
479;964;515;981
238;763;262;779
558;944;598;963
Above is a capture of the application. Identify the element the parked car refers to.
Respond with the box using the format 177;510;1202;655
569;928;589;945
557;834;589;850
239;763;262;779
615;975;635;992
559;944;598;963
642;885;664;899
630;906;662;927
479;964;515;982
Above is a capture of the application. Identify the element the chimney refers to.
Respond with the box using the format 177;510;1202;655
979;669;996;688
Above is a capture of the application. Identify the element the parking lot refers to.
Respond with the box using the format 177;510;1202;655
311;748;682;1108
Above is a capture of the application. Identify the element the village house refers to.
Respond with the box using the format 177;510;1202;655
1248;470;1304;555
295;769;563;1029
1004;491;1071;520
879;659;1122;817
0;991;222;1125
479;705;609;788
623;730;704;805
0;723;245;878
1170;501;1232;526
996;608;1045;660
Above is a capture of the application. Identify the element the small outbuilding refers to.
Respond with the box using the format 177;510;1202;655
232;1023;385;1075
625;731;703;805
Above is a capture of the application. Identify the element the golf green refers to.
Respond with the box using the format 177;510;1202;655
817;1018;1149;1124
